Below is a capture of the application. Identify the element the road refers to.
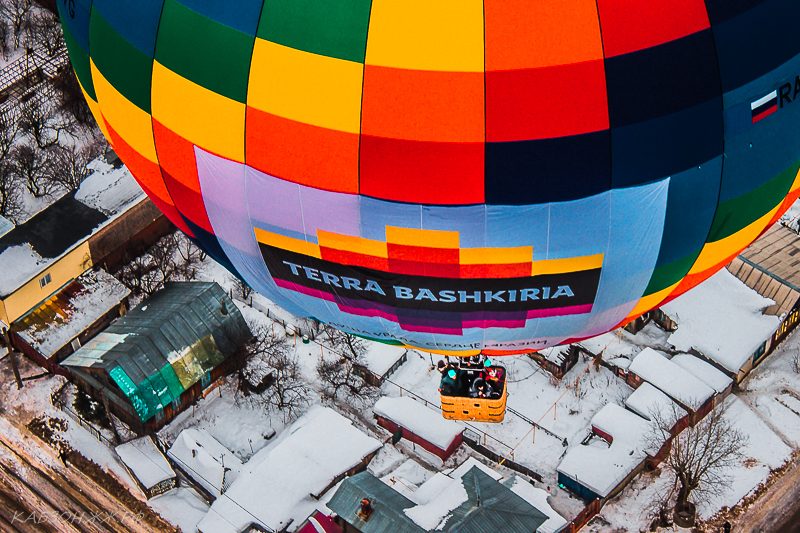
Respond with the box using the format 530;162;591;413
0;437;143;533
0;356;176;533
731;451;800;533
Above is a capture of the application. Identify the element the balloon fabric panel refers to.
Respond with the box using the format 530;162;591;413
58;0;800;354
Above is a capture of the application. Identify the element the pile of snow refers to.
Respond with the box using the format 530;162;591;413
149;488;209;533
624;382;687;423
629;348;715;411
404;478;468;530
662;269;779;373
115;436;174;490
76;161;145;216
558;404;654;498
0;243;51;296
670;354;733;394
19;270;130;356
197;406;381;533
168;428;243;496
373;396;463;451
449;457;501;481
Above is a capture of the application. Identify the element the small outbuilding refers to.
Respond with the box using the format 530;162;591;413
373;396;464;461
670;353;734;407
558;404;656;502
168;428;243;499
115;436;176;499
628;348;716;424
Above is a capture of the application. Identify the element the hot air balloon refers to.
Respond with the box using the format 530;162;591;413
58;0;800;358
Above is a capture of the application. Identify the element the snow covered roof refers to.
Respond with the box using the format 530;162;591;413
624;382;687;423
76;160;145;216
628;348;715;411
0;215;12;239
373;396;463;451
670;354;733;394
607;357;632;370
662;269;780;373
578;331;633;361
168;428;243;496
197;406;382;533
16;270;129;357
557;404;654;498
329;467;547;533
115;436;175;490
505;477;568;533
360;344;408;377
448;458;502;482
0;194;107;296
538;347;565;365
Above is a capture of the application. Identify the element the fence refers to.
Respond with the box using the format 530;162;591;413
50;386;117;448
562;498;602;533
382;377;548;480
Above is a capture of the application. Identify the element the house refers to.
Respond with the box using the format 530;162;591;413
558;404;657;502
61;282;251;432
727;222;800;317
372;396;464;461
660;269;780;383
353;345;408;387
167;428;243;499
327;466;555;533
0;160;169;328
197;406;382;533
115;436;176;499
11;269;129;377
628;348;716;424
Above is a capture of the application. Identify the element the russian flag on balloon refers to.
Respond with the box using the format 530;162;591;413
751;90;778;123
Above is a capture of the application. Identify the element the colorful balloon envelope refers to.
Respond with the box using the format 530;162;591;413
60;0;800;355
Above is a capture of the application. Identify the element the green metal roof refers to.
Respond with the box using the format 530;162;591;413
328;467;548;533
327;471;424;533
62;282;250;422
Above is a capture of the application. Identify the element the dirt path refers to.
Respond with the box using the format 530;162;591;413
723;451;800;533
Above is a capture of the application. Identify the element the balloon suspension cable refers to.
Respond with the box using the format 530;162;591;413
492;328;623;472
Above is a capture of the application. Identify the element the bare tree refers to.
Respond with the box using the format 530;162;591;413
316;355;379;407
49;143;101;192
24;9;61;56
0;0;33;48
52;66;96;127
19;95;75;148
10;142;53;197
0;113;20;163
0;161;23;221
232;321;309;420
114;232;203;297
648;405;748;527
232;277;253;301
0;22;9;61
321;325;367;360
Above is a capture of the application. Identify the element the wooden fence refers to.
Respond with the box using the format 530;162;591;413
562;498;601;533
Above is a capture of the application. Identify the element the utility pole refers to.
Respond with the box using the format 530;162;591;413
1;327;23;390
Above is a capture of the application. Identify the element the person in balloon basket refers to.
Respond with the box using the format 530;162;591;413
439;369;460;396
469;377;495;399
482;359;505;398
